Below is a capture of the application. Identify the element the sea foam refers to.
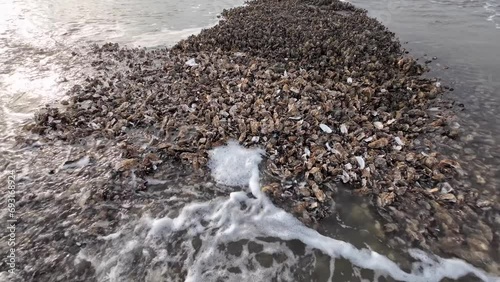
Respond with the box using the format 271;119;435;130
78;141;499;282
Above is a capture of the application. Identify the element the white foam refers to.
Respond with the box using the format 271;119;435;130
144;177;168;185
79;141;499;282
484;2;500;29
98;231;122;241
207;140;264;188
62;155;90;169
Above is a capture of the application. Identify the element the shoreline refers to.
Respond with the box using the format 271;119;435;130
2;0;499;279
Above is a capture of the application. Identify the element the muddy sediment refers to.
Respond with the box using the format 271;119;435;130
10;0;500;277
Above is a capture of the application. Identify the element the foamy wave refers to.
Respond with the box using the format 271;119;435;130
484;1;500;29
77;141;499;282
130;26;214;48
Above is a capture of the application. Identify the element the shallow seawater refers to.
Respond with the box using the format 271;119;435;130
1;0;500;281
351;0;500;153
72;142;494;282
351;0;500;261
0;0;245;149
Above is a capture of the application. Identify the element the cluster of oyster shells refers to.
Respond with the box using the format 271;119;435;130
25;0;499;273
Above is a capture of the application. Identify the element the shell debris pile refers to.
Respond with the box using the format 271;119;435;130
25;0;499;272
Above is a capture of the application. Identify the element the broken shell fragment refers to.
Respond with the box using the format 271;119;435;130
303;147;311;158
341;170;350;183
185;58;198;66
355;156;365;170
394;137;405;146
319;123;333;133
115;158;138;171
368;138;389;149
475;174;486;184
439;182;454;194
377;192;395;208
438;193;457;203
374;122;383;129
340;124;348;134
311;184;326;202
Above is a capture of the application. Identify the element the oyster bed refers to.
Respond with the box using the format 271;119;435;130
20;0;499;275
